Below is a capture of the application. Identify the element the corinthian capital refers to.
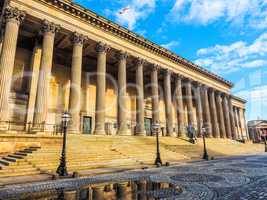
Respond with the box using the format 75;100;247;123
163;68;172;76
3;7;26;25
95;42;110;53
136;58;145;66
117;51;128;61
151;64;160;71
40;20;60;35
72;32;86;45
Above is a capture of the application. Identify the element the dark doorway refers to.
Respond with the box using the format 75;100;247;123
145;118;152;136
83;116;92;134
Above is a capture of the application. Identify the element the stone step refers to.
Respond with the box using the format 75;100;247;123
31;157;136;166
19;150;34;154
27;152;124;157
0;170;41;178
8;154;25;159
27;157;127;164
39;160;141;173
27;154;125;159
1;163;35;170
0;167;38;174
8;160;30;166
0;159;9;166
15;152;28;156
2;157;16;163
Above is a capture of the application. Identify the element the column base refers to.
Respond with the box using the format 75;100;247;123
30;127;44;133
117;130;131;136
0;122;8;131
135;131;146;136
166;132;176;137
94;130;106;135
68;129;81;134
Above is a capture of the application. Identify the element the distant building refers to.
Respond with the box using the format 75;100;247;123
248;120;267;142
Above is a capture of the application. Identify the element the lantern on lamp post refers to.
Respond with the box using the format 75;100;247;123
56;112;71;177
152;121;162;166
201;125;209;161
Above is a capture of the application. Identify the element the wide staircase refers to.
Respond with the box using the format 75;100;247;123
0;135;263;180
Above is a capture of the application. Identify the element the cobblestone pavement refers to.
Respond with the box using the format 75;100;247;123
0;154;267;199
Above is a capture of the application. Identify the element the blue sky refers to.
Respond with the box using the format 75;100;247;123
73;0;267;121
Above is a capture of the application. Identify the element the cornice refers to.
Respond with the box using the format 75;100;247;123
35;0;233;87
231;95;247;103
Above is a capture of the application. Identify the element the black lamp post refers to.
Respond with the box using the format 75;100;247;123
153;121;162;166
56;112;71;177
201;126;209;160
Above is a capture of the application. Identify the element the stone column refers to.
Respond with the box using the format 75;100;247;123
32;20;59;131
117;51;129;135
216;92;226;138
209;88;220;138
135;58;145;136
237;108;243;139
201;86;212;137
0;7;25;130
94;42;109;135
0;30;3;56
151;65;160;125
68;33;85;134
233;107;240;139
229;97;236;140
175;75;185;137
185;79;195;128
164;69;174;136
26;39;42;131
242;109;250;140
195;82;203;137
222;94;232;139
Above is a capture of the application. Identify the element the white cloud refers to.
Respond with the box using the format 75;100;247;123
169;0;267;28
195;32;267;74
161;41;179;50
115;0;156;30
235;85;267;120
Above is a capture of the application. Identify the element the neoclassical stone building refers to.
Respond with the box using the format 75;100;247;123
0;0;249;140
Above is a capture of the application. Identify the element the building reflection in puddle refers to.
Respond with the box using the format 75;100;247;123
79;180;181;200
35;180;182;200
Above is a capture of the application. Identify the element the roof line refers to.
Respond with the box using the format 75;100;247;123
39;0;234;87
231;95;247;103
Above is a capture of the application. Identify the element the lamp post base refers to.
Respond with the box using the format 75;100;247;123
154;153;162;166
203;152;209;161
56;161;68;177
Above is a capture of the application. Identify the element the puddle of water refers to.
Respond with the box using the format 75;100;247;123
31;180;182;200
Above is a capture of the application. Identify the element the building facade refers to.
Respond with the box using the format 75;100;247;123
248;120;267;142
0;0;249;140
